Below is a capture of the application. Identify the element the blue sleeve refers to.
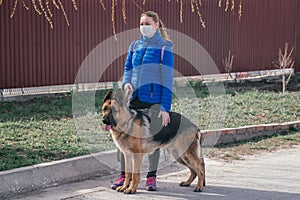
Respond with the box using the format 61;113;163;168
160;46;174;112
122;41;136;90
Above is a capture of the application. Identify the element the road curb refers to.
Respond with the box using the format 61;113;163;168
202;120;300;146
0;150;115;199
1;120;299;198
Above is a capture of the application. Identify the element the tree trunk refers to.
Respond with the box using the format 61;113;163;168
282;74;286;93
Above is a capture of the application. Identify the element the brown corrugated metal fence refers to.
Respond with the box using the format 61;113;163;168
0;0;299;89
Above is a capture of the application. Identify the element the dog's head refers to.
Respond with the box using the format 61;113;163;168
101;88;133;131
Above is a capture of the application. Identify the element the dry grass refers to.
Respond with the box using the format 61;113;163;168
206;132;300;161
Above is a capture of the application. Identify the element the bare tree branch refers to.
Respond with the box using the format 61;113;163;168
273;43;295;93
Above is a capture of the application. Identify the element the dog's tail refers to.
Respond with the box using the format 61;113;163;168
198;129;206;186
197;128;206;158
199;129;205;145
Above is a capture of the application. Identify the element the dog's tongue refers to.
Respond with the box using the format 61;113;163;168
104;124;111;131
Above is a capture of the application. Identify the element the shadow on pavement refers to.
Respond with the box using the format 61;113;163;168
68;181;300;200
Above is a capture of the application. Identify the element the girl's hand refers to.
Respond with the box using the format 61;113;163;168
158;111;170;127
124;83;133;91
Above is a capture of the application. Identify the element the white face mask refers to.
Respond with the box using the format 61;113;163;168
140;25;156;38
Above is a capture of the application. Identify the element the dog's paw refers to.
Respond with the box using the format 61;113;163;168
116;185;128;192
179;181;190;187
193;186;204;192
124;187;137;194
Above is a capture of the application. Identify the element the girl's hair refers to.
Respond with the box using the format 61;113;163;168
141;11;171;42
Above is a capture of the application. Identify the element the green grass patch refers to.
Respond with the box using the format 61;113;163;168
1;87;300;171
172;89;300;130
0;90;114;171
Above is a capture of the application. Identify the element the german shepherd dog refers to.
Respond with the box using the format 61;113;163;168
102;88;205;194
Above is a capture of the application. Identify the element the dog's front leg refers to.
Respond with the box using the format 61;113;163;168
116;154;132;192
124;153;143;194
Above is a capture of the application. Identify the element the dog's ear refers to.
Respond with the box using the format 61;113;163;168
103;90;112;103
124;86;133;106
114;88;124;106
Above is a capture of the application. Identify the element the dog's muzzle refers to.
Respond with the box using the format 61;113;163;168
102;112;117;128
102;116;111;125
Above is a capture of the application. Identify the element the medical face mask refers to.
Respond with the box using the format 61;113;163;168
140;25;156;38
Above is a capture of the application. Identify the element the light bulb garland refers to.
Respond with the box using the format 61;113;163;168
2;0;243;31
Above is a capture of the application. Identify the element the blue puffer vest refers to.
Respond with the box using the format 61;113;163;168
122;30;174;112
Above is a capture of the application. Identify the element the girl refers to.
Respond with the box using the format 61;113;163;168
112;11;174;191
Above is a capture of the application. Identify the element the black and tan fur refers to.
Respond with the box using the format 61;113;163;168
102;88;205;194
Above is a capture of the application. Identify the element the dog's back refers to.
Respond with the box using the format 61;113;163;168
151;112;198;145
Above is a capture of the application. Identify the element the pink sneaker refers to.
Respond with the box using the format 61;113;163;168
146;176;157;191
111;174;125;190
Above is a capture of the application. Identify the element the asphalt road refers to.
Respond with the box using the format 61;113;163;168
13;147;300;200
